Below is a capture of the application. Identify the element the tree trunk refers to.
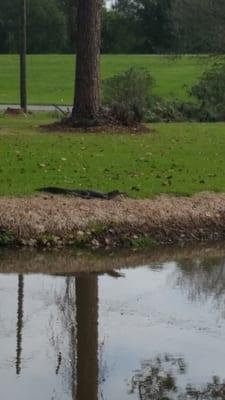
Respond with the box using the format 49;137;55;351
72;0;101;124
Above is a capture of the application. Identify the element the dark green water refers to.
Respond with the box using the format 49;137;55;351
0;248;225;399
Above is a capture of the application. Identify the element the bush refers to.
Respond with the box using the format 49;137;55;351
190;61;225;121
102;68;155;124
146;97;204;123
103;63;225;124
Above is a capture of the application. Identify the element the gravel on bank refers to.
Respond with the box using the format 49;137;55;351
0;192;225;247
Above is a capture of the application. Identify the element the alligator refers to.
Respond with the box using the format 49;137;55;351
37;187;126;200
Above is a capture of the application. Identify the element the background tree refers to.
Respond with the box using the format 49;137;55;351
0;0;20;53
27;0;68;53
59;0;78;52
101;5;137;53
1;0;225;55
112;0;174;53
0;0;68;54
172;0;225;53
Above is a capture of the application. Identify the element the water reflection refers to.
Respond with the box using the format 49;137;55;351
76;276;98;400
130;355;186;399
131;355;225;399
1;249;225;399
175;257;225;316
16;274;24;375
50;275;99;400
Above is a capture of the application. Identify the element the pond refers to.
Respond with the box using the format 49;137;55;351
0;246;225;399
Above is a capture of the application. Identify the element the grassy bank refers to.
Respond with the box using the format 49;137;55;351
0;114;225;197
0;55;208;104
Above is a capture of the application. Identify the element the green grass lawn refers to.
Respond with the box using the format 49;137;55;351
0;113;225;197
0;54;209;105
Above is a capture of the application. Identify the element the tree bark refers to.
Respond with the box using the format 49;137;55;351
72;0;101;123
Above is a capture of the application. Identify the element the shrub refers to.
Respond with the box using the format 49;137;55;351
0;228;15;246
190;61;225;121
103;63;225;124
146;98;204;123
102;68;155;124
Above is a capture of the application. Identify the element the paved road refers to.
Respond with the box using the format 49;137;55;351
0;104;72;112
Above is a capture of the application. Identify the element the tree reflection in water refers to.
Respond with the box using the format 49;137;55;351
76;275;98;400
51;276;77;393
16;274;24;375
50;258;225;400
130;354;225;400
175;257;225;316
130;354;186;400
52;274;99;400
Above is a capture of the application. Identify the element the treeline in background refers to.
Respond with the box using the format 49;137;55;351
1;0;225;54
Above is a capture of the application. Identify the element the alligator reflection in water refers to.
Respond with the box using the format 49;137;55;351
1;249;225;399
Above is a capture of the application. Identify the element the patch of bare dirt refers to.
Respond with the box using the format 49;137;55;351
4;107;27;117
1;192;225;247
41;111;151;134
41;121;150;134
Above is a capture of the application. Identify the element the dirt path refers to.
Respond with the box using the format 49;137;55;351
0;192;225;247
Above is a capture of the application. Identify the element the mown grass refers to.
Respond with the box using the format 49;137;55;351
0;113;225;197
0;55;209;105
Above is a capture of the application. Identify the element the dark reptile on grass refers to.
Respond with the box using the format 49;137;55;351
37;187;126;199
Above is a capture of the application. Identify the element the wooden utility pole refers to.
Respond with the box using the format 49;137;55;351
20;0;27;113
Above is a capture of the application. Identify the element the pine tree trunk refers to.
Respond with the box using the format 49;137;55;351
72;0;101;124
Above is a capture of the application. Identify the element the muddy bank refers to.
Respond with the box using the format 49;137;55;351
0;192;225;248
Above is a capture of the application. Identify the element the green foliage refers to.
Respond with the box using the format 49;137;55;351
0;229;15;246
146;98;208;123
102;67;209;123
103;68;155;123
0;0;20;53
130;236;158;248
27;0;68;53
173;0;225;54
147;98;180;123
112;0;174;53
190;62;225;121
0;0;225;54
88;222;106;236
101;7;137;53
0;0;68;54
0;0;175;54
37;233;60;247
